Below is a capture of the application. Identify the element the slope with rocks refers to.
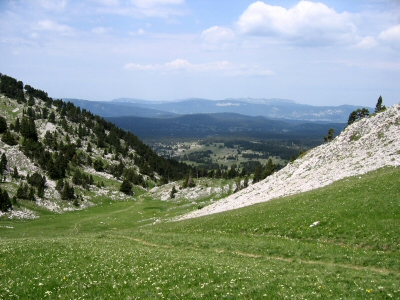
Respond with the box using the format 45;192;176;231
0;74;191;219
179;103;400;220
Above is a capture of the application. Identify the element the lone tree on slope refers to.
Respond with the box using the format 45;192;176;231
347;108;370;125
324;128;335;143
375;95;386;113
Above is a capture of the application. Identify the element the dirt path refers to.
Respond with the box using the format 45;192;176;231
119;234;400;277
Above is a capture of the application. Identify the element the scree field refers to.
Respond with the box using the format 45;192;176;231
1;167;399;299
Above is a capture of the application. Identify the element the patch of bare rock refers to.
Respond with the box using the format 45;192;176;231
178;103;400;220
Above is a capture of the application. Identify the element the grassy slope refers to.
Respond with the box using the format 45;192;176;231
0;167;399;299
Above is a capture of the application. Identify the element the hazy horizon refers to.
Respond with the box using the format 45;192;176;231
1;0;399;107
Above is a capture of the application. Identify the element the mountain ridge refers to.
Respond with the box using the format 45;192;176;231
66;97;373;123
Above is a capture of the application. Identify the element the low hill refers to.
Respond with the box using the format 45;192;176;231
180;103;400;219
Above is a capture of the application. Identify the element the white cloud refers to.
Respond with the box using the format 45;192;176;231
128;29;146;36
354;36;377;49
379;24;400;49
35;20;74;35
124;59;274;76
379;25;400;41
201;26;235;44
92;27;113;35
201;26;236;50
237;1;359;47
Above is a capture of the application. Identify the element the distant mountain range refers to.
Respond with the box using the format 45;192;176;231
64;98;373;123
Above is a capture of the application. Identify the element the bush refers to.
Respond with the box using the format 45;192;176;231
93;159;104;172
120;179;133;195
27;172;46;188
0;116;7;133
1;130;18;146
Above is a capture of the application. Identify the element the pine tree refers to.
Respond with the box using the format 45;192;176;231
93;158;104;172
12;167;19;179
120;179;133;195
0;188;12;212
16;183;26;199
348;108;370;125
324;128;335;143
375;95;386;113
0;153;7;175
37;185;45;198
56;179;64;192
28;187;36;201
61;181;75;200
253;165;263;183
27;95;35;106
14;118;20;133
170;185;177;199
48;111;56;123
1;130;18;146
243;176;249;188
0;116;7;133
262;158;276;178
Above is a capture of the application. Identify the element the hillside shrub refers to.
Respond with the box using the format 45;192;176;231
120;179;133;195
0;116;7;133
350;132;362;141
1;130;18;146
27;172;46;189
0;188;12;212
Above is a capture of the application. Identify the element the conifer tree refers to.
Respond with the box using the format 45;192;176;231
0;116;7;133
28;187;36;201
16;183;26;199
120;179;133;195
0;153;7;175
375;95;386;113
14;118;20;133
253;165;263;183
12;167;19;179
0;188;12;212
262;158;277;178
170;185;177;199
1;130;18;146
28;95;35;106
48;111;56;123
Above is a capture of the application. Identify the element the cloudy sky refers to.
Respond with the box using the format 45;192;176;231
0;0;399;107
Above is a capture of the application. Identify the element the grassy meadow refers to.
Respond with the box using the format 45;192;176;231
1;167;399;299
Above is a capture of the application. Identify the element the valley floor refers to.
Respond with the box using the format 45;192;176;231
1;167;399;299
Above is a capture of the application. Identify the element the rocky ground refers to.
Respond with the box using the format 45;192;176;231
178;103;400;220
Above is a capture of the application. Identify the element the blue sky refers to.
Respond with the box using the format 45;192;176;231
0;0;399;107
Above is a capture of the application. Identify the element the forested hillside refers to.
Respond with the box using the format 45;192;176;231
0;73;192;215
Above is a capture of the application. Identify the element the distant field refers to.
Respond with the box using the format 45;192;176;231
153;140;295;171
1;167;399;299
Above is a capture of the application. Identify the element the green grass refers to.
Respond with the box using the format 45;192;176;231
175;141;286;169
1;167;399;299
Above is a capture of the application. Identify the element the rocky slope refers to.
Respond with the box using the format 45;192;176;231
179;103;400;220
